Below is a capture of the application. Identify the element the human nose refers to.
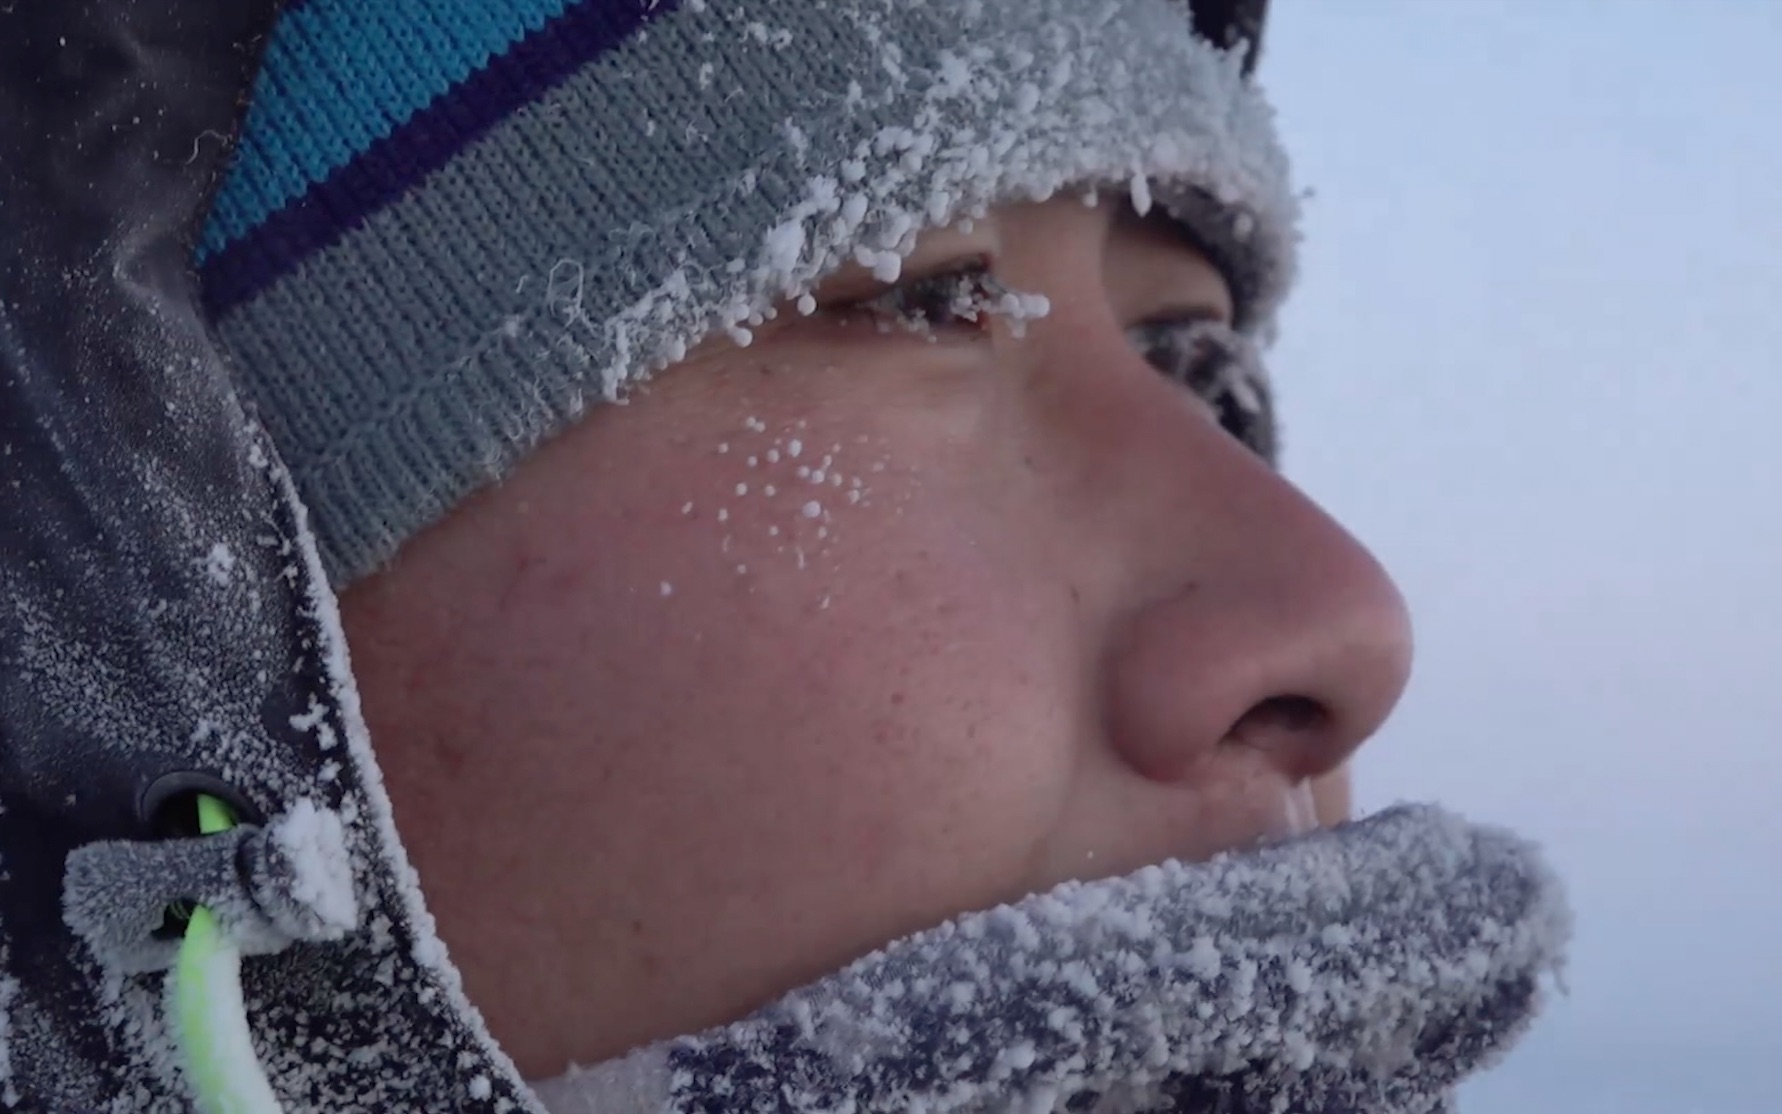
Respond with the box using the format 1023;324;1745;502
1052;327;1414;790
1103;518;1413;788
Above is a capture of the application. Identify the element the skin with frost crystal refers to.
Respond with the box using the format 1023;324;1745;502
0;1;1569;1107
339;197;1412;1077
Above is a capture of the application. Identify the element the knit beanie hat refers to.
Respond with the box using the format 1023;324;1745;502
198;0;1299;586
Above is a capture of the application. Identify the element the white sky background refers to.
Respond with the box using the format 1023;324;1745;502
1265;2;1782;1110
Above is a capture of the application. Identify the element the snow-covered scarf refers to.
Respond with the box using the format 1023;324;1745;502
533;805;1570;1114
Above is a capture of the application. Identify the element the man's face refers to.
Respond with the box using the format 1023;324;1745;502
339;197;1413;1077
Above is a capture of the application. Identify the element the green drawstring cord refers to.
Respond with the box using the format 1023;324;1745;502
172;794;286;1114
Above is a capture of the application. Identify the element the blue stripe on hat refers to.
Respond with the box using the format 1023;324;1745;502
199;0;581;261
200;0;677;317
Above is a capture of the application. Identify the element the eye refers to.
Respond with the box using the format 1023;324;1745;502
857;258;1006;333
1126;319;1277;461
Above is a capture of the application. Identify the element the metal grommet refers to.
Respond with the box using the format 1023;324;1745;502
137;770;264;840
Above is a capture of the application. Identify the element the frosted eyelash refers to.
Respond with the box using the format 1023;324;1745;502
862;263;1006;329
1127;319;1277;460
858;263;1053;339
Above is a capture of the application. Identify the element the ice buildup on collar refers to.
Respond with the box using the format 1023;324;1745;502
533;804;1570;1114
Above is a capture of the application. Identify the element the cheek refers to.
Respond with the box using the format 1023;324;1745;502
346;362;1123;1063
609;429;1083;873
484;413;1083;909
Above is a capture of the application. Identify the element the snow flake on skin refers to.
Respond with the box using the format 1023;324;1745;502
700;417;881;587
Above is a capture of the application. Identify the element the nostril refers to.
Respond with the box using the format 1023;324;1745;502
1220;695;1330;768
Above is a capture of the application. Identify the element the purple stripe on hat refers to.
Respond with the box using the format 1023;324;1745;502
201;0;678;319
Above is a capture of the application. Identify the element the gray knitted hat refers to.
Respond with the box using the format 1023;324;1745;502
199;0;1299;584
